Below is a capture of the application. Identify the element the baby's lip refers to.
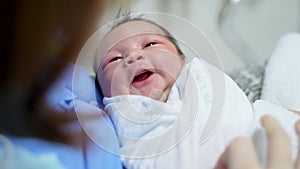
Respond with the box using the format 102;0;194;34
131;69;155;85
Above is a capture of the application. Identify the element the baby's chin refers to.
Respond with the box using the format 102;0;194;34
107;92;168;102
108;88;170;102
129;88;170;102
148;89;168;102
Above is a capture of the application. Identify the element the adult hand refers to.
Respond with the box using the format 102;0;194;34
214;115;300;169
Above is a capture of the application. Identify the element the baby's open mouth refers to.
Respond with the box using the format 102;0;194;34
132;70;154;84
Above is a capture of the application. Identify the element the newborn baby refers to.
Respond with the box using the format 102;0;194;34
95;17;299;169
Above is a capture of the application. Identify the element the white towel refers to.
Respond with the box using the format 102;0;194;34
261;33;300;111
249;100;300;167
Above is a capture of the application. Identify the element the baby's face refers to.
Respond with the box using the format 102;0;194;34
96;20;184;101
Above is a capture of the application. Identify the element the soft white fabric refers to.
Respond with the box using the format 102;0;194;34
104;57;300;169
261;33;300;111
104;58;254;169
249;100;300;167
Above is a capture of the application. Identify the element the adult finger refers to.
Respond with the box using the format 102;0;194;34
294;120;300;169
261;115;293;169
214;137;261;169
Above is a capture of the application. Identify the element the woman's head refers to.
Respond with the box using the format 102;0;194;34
0;0;107;143
95;18;185;101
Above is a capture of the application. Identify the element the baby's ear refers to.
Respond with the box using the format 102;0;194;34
180;54;185;63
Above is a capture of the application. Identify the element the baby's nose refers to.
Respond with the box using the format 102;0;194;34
125;53;145;65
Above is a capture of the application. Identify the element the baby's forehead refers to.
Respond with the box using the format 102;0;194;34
100;20;166;49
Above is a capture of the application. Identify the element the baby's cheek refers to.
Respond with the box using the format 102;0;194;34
99;82;111;97
159;57;183;78
167;65;183;80
110;78;131;96
98;75;113;97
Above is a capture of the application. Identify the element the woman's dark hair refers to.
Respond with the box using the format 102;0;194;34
0;0;107;144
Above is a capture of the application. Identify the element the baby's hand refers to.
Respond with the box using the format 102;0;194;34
214;115;300;169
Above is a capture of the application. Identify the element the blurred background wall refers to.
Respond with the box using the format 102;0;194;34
79;0;299;74
130;0;299;72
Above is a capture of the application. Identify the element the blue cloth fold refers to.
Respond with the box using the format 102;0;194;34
7;63;122;169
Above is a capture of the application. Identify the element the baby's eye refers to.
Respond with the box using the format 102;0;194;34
108;56;123;63
144;42;158;48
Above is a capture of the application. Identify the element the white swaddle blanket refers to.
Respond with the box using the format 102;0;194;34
103;58;299;169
